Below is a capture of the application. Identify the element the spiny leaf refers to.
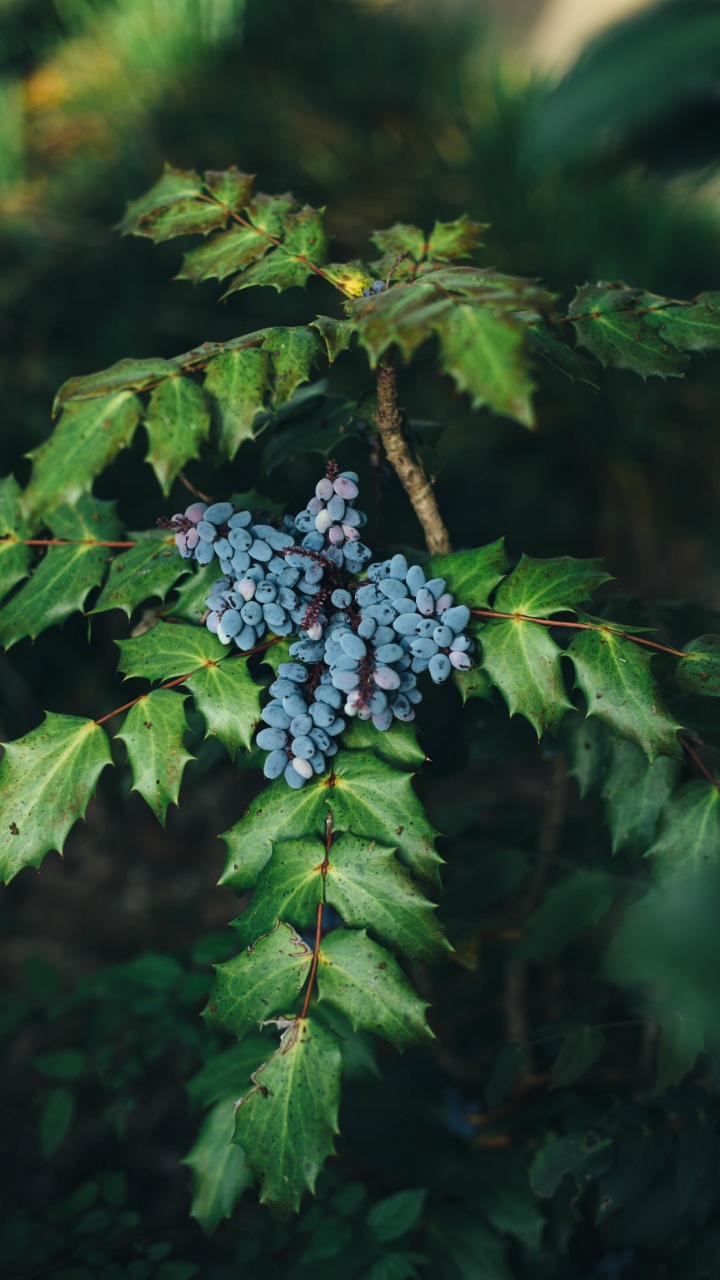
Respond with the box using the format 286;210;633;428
186;1038;269;1109
646;780;720;879
184;656;262;759
478;619;572;735
601;740;681;855
204;348;272;460
115;690;193;823
0;497;120;649
569;283;689;379
310;316;354;361
518;869;618;959
204;167;255;212
177;225;272;284
204;922;313;1039
116;621;226;683
436;304;535;425
549;1027;605;1091
90;533;189;618
119;164;229;242
219;751;442;891
530;1134;613;1198
676;634;720;698
351;281;448;364
0;476;31;602
452;663;494;704
22;392;142;525
182;1099;253;1236
369;223;426;278
316;928;433;1049
0;713;113;883
232;1015;342;1215
323;262;374;296
426;215;488;261
561;710;610;799
527;323;601;387
642;290;720;353
261;327;325;408
53;356;178;413
223;205;329;297
230;838;327;949
341;718;426;768
427;538;512;608
143;376;211;495
655;1012;705;1093
492;554;612;616
568;628;681;761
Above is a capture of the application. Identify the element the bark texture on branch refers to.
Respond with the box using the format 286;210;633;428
374;360;452;556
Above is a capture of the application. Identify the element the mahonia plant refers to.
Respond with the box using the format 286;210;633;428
2;164;720;1219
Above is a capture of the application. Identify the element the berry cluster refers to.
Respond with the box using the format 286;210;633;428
165;464;474;787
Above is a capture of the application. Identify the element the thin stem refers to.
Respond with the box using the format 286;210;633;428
3;538;138;548
299;810;334;1019
375;358;452;556
177;471;213;504
680;736;720;791
471;608;687;659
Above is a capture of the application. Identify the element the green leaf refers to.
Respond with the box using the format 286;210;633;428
462;1152;545;1253
427;538;511;608
527;323;601;387
0;713;113;884
39;1087;75;1158
568;628;681;761
116;690;193;823
655;1012;705;1092
53;356;178;413
601;740;681;855
225;206;329;296
560;710;610;799
452;664;494;704
569;284;688;379
0;497;120;648
478;619;572;735
367;1189;427;1243
341;718;426;768
486;1044;525;1108
427;1209;511;1280
492;554;611;616
232;1015;342;1215
204;922;312;1039
33;1050;87;1081
116;621;224;683
203;166;255;212
369;223;426;277
530;1133;613;1198
262;327;324;408
646;780;720;879
119;164;228;242
185;656;262;759
435;304;535;426
316;929;433;1048
143;377;211;495
676;634;720;698
22;392;142;525
204;348;272;460
643;291;720;353
518;869;618;959
234;833;446;964
426;215;487;261
183;1099;253;1236
549;1027;604;1090
219;751;442;891
91;534;189;618
177;225;272;283
311;316;354;362
0;475;31;601
186;1038;269;1108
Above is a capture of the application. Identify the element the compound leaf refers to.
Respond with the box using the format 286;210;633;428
435;303;535;426
91;533;189;617
676;634;720;698
143;376;211;495
119;164;229;241
341;718;426;768
492;554;611;616
185;656;262;759
427;538;511;608
183;1099;253;1236
116;689;193;823
204;348;272;460
204;922;313;1039
479;619;572;735
569;284;689;379
426;215;487;261
232;1015;342;1216
116;621;225;682
0;713;112;883
646;780;720;880
316;928;433;1049
262;327;324;408
230;838;325;948
568;628;681;761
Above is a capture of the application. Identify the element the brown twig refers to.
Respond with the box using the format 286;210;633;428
177;471;213;504
374;358;452;556
299;810;334;1019
471;608;687;659
680;735;720;791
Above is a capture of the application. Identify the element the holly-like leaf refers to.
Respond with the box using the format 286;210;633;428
230;838;326;948
119;164;229;242
478;619;572;735
351;282;448;364
232;1015;342;1215
223;206;329;297
262;327;324;408
183;1098;253;1236
186;1037;269;1109
530;1134;613;1198
655;1012;705;1093
549;1027;605;1091
116;689;193;823
0;713;112;883
311;316;354;361
204;348;272;460
341;718;426;768
91;534;189;618
435;303;535;425
561;710;610;798
528;323;601;387
426;215;488;262
177;225;273;284
568;628;681;761
569;284;689;379
0;497;121;649
143;376;211;494
204;922;312;1039
676;635;720;698
492;554;612;616
0;476;31;602
369;223;426;277
642;291;720;353
453;664;494;704
324;262;374;296
427;538;511;608
219;751;442;891
316;928;433;1049
116;620;225;682
518;869;618;959
184;656;262;759
646;780;720;879
22;392;142;525
601;740;681;855
53;356;178;413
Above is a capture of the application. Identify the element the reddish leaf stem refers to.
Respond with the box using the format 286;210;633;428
680;736;720;791
471;608;687;659
299;810;334;1019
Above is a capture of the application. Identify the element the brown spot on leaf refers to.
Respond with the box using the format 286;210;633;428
9;822;19;835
